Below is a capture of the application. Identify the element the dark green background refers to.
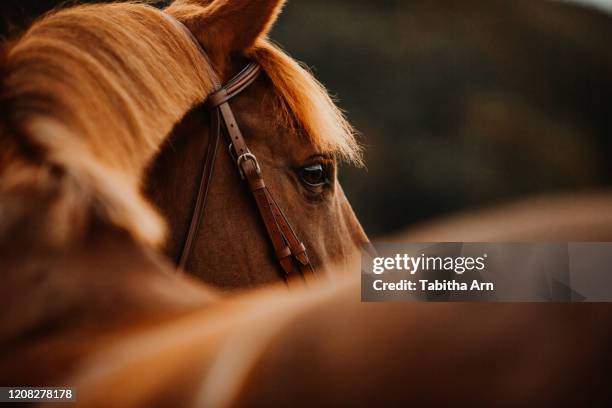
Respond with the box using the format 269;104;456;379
3;0;612;236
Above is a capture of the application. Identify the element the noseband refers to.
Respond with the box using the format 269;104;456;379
164;14;315;281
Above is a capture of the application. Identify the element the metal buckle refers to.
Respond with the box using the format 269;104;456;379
236;152;261;180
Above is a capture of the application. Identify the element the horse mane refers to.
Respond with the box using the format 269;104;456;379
0;1;361;250
0;2;216;248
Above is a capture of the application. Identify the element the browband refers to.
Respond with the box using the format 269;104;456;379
207;63;261;108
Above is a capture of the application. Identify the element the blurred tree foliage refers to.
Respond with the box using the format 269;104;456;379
3;0;612;236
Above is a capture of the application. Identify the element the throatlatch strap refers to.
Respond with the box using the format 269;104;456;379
178;109;221;271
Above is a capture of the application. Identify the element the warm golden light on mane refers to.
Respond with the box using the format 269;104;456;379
0;2;216;246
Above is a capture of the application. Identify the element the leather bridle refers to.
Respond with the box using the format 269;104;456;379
165;14;315;281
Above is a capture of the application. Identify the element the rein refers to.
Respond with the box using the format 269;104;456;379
163;13;315;281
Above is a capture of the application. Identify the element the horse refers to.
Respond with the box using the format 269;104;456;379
142;1;369;288
2;0;370;292
1;0;612;406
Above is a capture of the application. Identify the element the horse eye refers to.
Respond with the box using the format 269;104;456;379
299;164;327;188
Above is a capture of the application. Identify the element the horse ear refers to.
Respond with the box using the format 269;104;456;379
169;0;286;53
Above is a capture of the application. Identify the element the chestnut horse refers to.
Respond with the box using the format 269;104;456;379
1;0;611;406
143;2;368;288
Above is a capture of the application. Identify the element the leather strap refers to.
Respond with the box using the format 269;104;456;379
207;63;261;107
177;108;220;271
167;13;315;281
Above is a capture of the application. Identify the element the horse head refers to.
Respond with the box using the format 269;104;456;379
146;0;370;288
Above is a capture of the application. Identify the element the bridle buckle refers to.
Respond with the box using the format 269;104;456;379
236;152;261;180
